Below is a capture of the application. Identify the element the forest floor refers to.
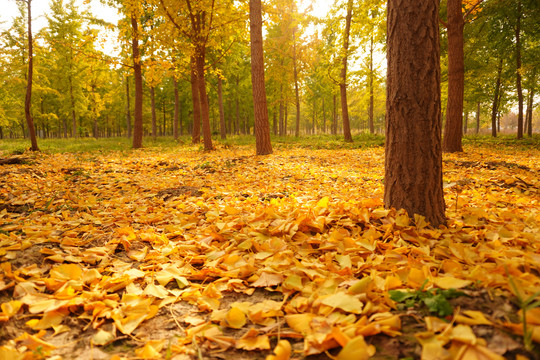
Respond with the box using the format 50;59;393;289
0;137;539;360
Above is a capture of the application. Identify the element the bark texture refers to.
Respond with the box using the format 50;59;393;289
340;0;353;142
385;0;445;226
25;0;39;151
190;57;201;144
490;58;503;137
249;0;273;155
443;0;464;152
131;14;143;149
217;76;226;140
515;0;524;140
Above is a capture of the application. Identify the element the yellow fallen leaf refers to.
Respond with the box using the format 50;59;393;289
92;329;115;346
285;313;316;334
1;300;22;317
225;307;247;329
236;334;270;350
50;264;83;281
135;340;166;359
251;272;284;287
320;293;363;314
316;196;330;208
432;276;472;290
26;309;67;330
266;339;291;360
336;335;373;360
0;346;24;360
455;310;493;326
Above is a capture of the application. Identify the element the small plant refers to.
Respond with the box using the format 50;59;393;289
389;280;465;317
507;270;540;352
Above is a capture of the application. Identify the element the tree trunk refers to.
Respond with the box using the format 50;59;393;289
173;77;179;139
151;86;157;139
293;27;301;137
515;0;523;139
131;14;143;149
463;110;468;134
490;58;503;137
526;77;535;137
368;35;375;134
249;0;272;154
279;84;284;136
340;0;354;142
69;76;77;138
476;102;480;134
125;75;132;137
190;57;201;143
322;97;326;133
385;0;445;226
217;76;227;140
273;107;277;135
195;47;213;151
332;94;337;135
443;0;464;152
24;0;39;150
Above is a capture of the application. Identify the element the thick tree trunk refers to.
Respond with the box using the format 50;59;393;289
131;15;144;149
173;77;180;139
151;86;157;139
293;28;301;137
490;58;503;137
24;0;38;150
385;0;445;226
369;35;375;134
515;0;524;139
443;0;464;152
249;0;272;154
190;57;201;143
340;0;353;142
195;48;213;151
125;76;131;137
217;76;227;140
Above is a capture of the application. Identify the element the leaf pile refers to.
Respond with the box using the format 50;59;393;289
0;144;539;359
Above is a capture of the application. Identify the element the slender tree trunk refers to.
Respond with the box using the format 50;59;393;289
293;27;301;137
125;75;132;137
279;84;284;136
235;76;240;135
312;98;316;134
195;47;213;150
217;76;227;140
332;94;337;135
322;97;326;133
190;57;201;143
23;0;38;150
385;0;445;226
273;109;277;135
369;35;375;134
491;58;503;137
173;77;180;139
463;110;468;134
151;86;157;139
69;74;77;138
515;0;523;139
526;79;535;137
443;0;464;152
340;0;353;142
131;14;143;149
476;102;480;134
249;0;272;154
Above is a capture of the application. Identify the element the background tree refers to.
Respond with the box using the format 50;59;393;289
385;0;446;226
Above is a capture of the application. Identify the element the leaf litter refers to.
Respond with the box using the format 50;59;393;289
0;144;539;359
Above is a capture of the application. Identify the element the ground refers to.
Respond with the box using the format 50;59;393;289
0;139;539;359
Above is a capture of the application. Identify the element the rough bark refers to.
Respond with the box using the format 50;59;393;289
490;58;503;137
385;0;445;226
249;0;272;154
131;14;143;149
24;0;39;151
340;0;353;142
443;0;464;152
217;76;226;140
195;47;213;151
515;0;523;139
190;57;201;144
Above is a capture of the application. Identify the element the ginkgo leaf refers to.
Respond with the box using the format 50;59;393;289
320;293;363;314
225;307;247;329
336;335;373;360
92;329;115;346
266;340;291;360
251;272;284;287
432;277;472;290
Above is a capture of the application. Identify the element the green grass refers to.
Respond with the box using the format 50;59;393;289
1;133;537;155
